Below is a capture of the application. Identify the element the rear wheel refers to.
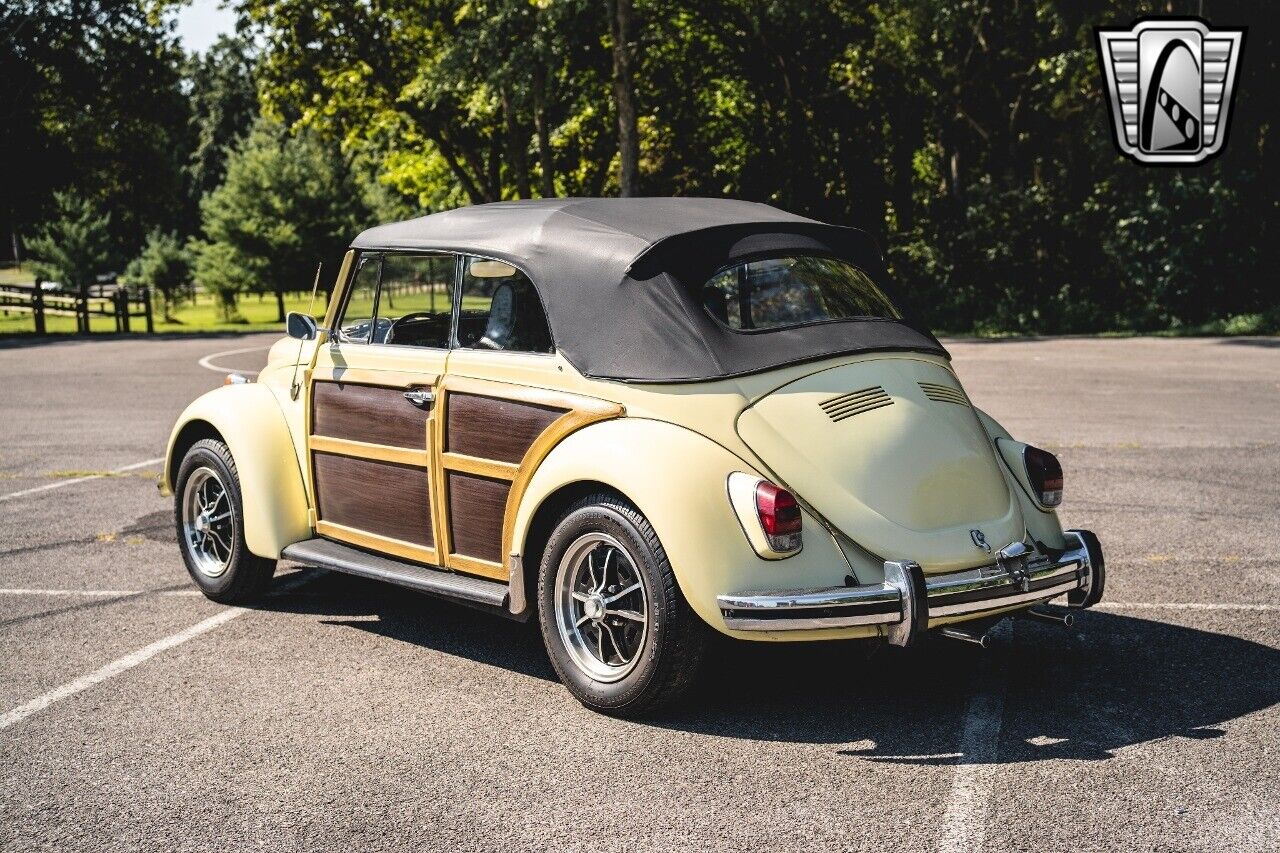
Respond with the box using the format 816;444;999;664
174;438;276;603
538;493;706;716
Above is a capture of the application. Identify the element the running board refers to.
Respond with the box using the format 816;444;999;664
281;537;510;613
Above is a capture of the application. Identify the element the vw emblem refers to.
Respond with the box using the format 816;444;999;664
970;529;992;553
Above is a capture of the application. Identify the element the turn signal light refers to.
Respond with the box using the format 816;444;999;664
755;481;802;552
1024;445;1063;508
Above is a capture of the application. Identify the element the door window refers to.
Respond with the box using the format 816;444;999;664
455;256;553;353
333;252;456;347
379;254;456;348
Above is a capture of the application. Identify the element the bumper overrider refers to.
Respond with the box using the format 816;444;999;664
717;530;1105;646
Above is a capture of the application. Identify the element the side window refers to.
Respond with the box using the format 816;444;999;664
335;253;381;343
455;256;553;354
378;254;455;348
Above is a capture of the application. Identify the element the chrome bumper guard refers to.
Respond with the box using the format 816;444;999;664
717;532;1097;645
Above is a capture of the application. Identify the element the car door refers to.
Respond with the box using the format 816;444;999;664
432;255;609;583
307;251;457;567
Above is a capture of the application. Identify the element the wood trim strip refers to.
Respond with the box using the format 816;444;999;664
427;397;450;565
316;519;440;567
440;452;518;481
311;435;429;467
312;366;440;389
447;552;507;581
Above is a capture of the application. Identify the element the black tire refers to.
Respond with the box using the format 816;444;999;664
174;438;276;604
537;493;706;717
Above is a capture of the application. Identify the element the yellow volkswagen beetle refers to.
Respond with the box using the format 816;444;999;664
164;198;1105;715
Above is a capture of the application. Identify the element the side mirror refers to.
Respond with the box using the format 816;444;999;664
286;312;318;341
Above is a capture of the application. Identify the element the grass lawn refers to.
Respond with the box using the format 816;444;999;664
0;289;495;336
0;266;35;287
0;291;319;336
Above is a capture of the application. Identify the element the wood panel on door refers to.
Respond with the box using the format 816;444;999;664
310;379;437;564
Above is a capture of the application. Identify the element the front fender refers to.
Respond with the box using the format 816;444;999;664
164;384;311;559
512;417;868;639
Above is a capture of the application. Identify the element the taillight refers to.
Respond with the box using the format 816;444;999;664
1023;445;1063;508
755;481;802;552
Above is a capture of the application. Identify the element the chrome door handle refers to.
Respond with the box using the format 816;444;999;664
403;389;435;407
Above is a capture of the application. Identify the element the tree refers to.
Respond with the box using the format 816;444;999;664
196;121;371;321
1;1;192;256
122;230;192;321
190;239;256;322
242;0;617;205
186;33;260;203
27;192;113;332
607;0;641;196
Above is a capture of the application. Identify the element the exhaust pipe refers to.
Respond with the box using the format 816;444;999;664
939;626;990;648
1023;607;1074;628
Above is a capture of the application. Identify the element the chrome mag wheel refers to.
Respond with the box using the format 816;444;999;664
554;532;650;683
181;466;235;578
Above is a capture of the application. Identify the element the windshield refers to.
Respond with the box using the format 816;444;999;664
701;255;903;331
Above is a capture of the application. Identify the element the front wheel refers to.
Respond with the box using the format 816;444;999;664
538;493;706;716
174;438;276;604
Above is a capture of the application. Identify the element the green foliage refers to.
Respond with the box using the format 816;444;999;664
194;121;372;317
122;230;192;320
190;239;255;322
186;33;261;202
1;0;192;254
6;0;1275;336
26;192;113;295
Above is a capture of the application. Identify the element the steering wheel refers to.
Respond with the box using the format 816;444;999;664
384;312;437;345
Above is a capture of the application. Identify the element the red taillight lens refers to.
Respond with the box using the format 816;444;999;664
1024;445;1063;508
755;481;802;551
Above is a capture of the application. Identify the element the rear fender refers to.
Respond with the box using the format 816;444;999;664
164;385;311;559
511;418;865;638
973;408;1066;549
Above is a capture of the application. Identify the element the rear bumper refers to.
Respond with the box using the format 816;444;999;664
717;531;1102;641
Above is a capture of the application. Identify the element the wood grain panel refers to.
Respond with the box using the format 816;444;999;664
447;471;509;563
446;393;564;464
314;452;433;547
313;381;428;448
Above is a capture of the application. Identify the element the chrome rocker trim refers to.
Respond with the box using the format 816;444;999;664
718;534;1097;645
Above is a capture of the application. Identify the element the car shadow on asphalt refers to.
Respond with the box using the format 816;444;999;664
259;570;1279;765
670;614;1280;765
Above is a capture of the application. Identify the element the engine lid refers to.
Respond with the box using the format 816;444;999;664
736;356;1023;573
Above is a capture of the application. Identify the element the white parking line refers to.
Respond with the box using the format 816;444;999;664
0;608;243;730
0;572;315;731
197;345;270;375
0;457;165;504
936;677;1007;853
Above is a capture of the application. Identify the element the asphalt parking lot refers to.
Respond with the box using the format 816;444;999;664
1;333;1277;852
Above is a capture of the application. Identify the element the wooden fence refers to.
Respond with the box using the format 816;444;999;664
0;284;154;334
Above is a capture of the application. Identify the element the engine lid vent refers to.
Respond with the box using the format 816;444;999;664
820;386;893;422
919;381;969;406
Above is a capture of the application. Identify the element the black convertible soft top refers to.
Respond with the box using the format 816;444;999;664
351;198;946;383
